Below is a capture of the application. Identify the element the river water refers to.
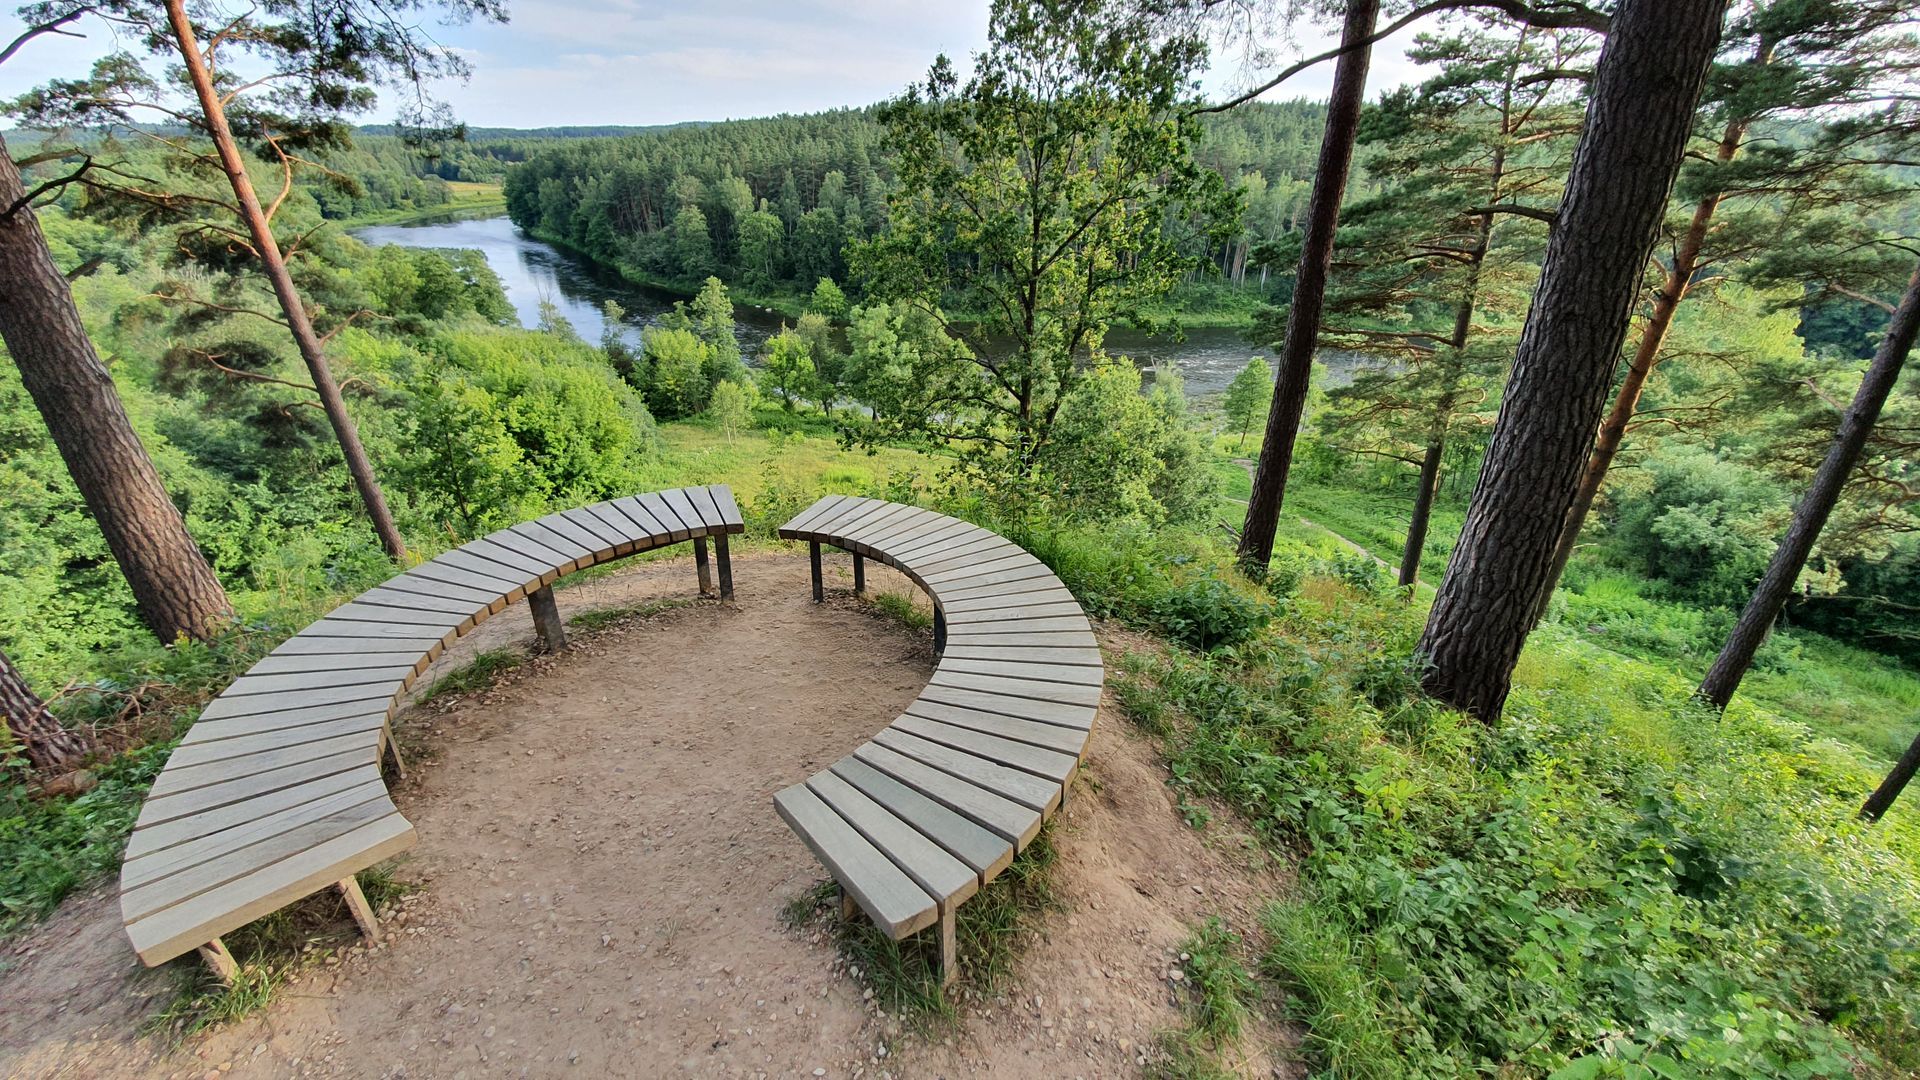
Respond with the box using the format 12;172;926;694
351;214;1288;398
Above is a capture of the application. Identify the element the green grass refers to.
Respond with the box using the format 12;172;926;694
1260;899;1400;1080
417;647;522;703
337;182;507;227
866;590;934;631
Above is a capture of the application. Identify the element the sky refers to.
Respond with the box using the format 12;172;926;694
0;1;1438;130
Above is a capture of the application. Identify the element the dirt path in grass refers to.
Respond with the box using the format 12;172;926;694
2;550;1295;1079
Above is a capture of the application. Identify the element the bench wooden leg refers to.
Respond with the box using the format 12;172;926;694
529;585;566;652
810;541;824;603
840;885;857;921
337;875;381;943
939;906;958;989
715;533;735;599
382;724;407;780
694;536;714;597
933;607;947;654
198;938;239;985
853;552;866;596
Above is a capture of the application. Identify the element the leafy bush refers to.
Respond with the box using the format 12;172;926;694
1120;578;1920;1077
1149;576;1273;652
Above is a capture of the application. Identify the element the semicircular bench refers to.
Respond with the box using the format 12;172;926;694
118;485;743;978
773;495;1103;985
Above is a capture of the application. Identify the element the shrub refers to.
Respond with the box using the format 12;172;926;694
1149;576;1273;652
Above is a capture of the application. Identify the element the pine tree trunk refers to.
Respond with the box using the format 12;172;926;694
1237;0;1378;572
1861;727;1920;823
0;647;89;772
1400;441;1443;588
1698;259;1920;709
0;134;234;644
1532;116;1752;626
1417;0;1725;721
164;0;407;562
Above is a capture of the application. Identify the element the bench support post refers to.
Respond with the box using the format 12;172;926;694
853;552;866;596
382;724;407;780
939;907;957;988
529;585;566;652
810;541;824;603
198;938;239;985
337;875;381;943
933;607;947;654
694;536;714;596
715;533;735;599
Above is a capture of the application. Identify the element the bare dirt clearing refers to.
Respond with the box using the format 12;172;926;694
2;551;1293;1078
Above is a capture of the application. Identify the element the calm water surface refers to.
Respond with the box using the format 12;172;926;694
352;214;1325;398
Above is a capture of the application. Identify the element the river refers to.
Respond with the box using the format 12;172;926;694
351;214;1295;399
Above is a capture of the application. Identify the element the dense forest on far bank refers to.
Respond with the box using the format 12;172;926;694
501;102;1331;318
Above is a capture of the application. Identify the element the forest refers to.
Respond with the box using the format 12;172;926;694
1;0;1919;1076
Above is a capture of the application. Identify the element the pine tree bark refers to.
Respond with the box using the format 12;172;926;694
1532;113;1754;626
0;133;234;643
1237;0;1379;572
1;647;89;772
1861;727;1920;823
164;0;407;562
1698;259;1920;709
1416;0;1725;721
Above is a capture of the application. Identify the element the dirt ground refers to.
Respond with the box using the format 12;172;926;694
1;550;1295;1079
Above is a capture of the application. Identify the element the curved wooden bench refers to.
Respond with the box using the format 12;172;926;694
773;496;1102;984
119;486;743;977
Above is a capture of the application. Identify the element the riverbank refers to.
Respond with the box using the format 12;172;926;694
525;225;814;320
336;182;507;228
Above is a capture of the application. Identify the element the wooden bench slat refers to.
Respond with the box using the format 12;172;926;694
773;783;938;938
778;493;850;536
481;528;577;574
512;520;596;567
122;776;391;889
148;731;385;800
346;587;485;618
871;729;1060;813
125;764;384;860
377;573;509;612
197;682;396;724
944;601;1089;625
853;743;1041;850
935;657;1105;686
221;666;413;698
844;504;943;549
300;618;466;643
657;488;707;534
937;643;1104;668
556;506;628;551
941;587;1079;613
807;771;979;912
914;684;1096;730
819;499;906;544
124;812;414;966
709;484;745;528
630;492;689;540
687;486;730;530
322;603;472;632
830;758;1013;883
586;499;655;544
183;701;391;747
928;669;1104;707
890;715;1078;783
462;536;561;580
908;537;1025;576
122;791;395;922
162;714;389;771
243;652;433;678
944;622;1098;645
137;745;379;829
920;552;1046;587
928;565;1061;598
870;518;978;562
533;513;609;557
840;503;935;546
901;701;1090;758
268;633;445;658
416;549;529;591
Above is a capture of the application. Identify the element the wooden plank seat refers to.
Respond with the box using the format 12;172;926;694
118;486;745;977
774;496;1103;985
